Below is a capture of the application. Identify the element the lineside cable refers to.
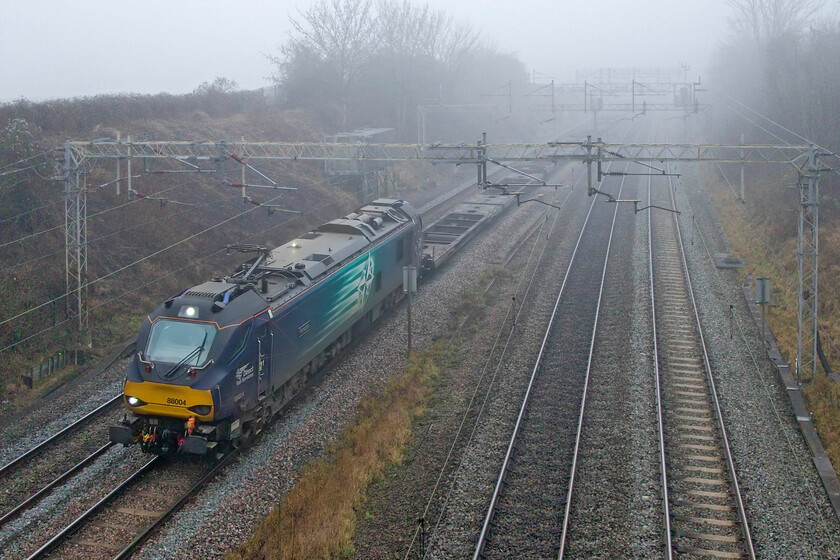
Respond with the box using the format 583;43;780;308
404;158;591;559
0;181;184;251
667;125;825;516
0;150;54;171
0;195;338;354
0;190;288;330
0;192;243;275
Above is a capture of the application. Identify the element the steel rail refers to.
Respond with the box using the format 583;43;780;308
472;120;639;559
471;184;603;560
0;338;135;478
0;442;114;527
21;445;236;559
24;455;161;560
556;145;631;559
667;169;756;558
399;197;550;560
647;164;674;560
0;394;122;477
112;450;239;559
415;162;580;559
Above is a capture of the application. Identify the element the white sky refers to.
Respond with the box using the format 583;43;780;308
0;0;732;102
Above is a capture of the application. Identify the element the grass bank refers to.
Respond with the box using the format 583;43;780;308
708;177;840;468
227;350;442;560
227;272;492;560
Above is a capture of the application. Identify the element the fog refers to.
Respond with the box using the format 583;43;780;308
0;0;730;102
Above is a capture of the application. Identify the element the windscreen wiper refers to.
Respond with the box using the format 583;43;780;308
163;333;207;379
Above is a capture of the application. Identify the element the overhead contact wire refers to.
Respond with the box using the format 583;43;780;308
0;180;183;251
671;145;825;514
407;185;570;560
0;150;54;171
0;191;287;330
0;192;243;275
0;193;342;354
0;161;51;178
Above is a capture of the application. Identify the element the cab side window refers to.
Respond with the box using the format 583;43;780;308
396;236;405;262
229;325;251;362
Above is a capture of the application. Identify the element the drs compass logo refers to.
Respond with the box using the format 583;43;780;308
354;254;375;312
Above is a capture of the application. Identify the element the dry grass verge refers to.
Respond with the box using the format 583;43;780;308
708;176;840;468
227;350;441;560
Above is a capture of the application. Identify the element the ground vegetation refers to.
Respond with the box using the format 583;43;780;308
707;0;840;466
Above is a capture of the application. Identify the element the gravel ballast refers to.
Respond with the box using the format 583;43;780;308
3;118;840;558
130;180;570;560
674;157;840;557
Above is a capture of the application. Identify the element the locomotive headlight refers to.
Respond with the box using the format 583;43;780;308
127;396;145;407
178;305;199;318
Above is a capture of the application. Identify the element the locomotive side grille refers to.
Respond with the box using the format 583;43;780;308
181;281;237;300
184;290;217;298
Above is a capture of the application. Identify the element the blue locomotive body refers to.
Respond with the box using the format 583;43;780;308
111;199;421;454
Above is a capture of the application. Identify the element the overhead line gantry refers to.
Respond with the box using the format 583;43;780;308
61;136;820;378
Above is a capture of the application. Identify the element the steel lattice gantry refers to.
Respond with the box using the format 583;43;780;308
68;139;808;164
64;139;88;335
64;138;821;378
794;149;823;380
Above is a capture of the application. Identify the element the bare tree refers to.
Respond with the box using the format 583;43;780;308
435;21;484;100
271;0;523;140
725;0;826;45
375;0;447;60
372;1;451;132
193;77;238;95
285;0;376;128
372;1;481;78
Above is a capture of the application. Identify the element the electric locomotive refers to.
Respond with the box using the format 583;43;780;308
110;199;421;455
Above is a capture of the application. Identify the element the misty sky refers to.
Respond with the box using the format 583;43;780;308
0;0;732;102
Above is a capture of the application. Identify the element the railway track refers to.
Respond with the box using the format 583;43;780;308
2;167;543;560
463;121;644;559
542;121;755;558
25;451;235;560
0;395;124;526
405;154;587;558
0;171;489;540
471;164;624;558
648;167;754;558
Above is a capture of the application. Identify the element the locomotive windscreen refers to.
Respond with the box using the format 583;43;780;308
145;319;217;365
